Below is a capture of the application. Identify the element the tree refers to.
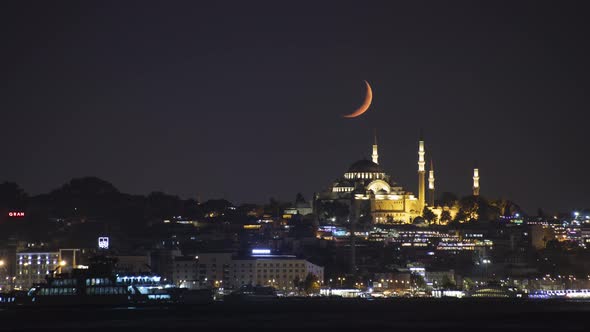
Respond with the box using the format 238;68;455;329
295;193;307;204
441;275;455;289
411;274;426;290
456;196;479;222
303;273;321;295
463;278;475;291
146;191;185;219
438;192;458;207
440;210;452;224
452;209;468;224
317;200;349;223
0;182;28;208
358;200;372;225
264;198;290;218
422;208;437;224
455;195;501;222
293;276;302;292
489;199;523;219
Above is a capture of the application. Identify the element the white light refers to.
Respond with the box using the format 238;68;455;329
252;249;271;255
98;237;109;249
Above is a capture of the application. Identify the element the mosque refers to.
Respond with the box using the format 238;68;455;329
314;132;479;224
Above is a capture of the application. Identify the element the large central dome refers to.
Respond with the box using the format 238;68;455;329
347;159;384;173
344;159;387;181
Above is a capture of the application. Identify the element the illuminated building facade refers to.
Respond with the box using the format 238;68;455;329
15;251;60;289
179;252;324;291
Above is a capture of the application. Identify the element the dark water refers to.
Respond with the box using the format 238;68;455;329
1;298;589;331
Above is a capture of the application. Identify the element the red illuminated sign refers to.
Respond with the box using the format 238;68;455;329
8;212;25;217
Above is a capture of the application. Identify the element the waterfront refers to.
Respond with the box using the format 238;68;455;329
1;298;589;330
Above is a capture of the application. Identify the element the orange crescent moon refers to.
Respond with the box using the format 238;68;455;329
343;80;373;118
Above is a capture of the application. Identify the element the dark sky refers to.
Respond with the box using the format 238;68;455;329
1;1;589;214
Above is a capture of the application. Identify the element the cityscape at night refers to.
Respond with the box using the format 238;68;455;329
1;1;590;330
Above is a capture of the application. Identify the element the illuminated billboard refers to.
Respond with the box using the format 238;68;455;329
8;211;25;217
98;237;110;249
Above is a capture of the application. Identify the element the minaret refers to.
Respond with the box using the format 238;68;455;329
371;129;379;164
418;131;426;213
473;162;480;196
428;160;435;207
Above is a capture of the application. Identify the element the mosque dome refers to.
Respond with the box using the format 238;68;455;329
347;159;384;173
334;180;353;187
344;159;387;181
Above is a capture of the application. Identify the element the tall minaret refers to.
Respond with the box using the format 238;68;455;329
371;129;379;164
418;131;426;213
428;160;435;207
473;162;480;196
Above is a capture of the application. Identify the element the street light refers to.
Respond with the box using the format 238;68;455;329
0;260;8;291
49;260;67;276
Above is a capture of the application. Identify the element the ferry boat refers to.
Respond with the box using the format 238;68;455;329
25;255;202;306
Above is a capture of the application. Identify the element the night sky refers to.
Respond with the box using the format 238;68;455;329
2;1;589;213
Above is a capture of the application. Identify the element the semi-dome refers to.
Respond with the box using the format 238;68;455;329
334;179;353;187
347;159;384;173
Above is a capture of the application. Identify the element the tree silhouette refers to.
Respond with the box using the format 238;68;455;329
463;278;475;291
303;273;320;294
438;192;458;207
295;193;306;204
293;276;302;292
454;195;502;222
0;182;28;208
411;274;426;290
317;201;349;223
441;275;455;289
422;208;437;224
440;210;452;224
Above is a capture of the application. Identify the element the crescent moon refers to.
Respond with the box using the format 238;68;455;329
343;80;373;118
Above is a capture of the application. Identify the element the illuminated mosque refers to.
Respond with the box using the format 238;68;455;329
315;132;480;224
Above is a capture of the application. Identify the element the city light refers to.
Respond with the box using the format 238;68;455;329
98;237;109;249
252;249;271;255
